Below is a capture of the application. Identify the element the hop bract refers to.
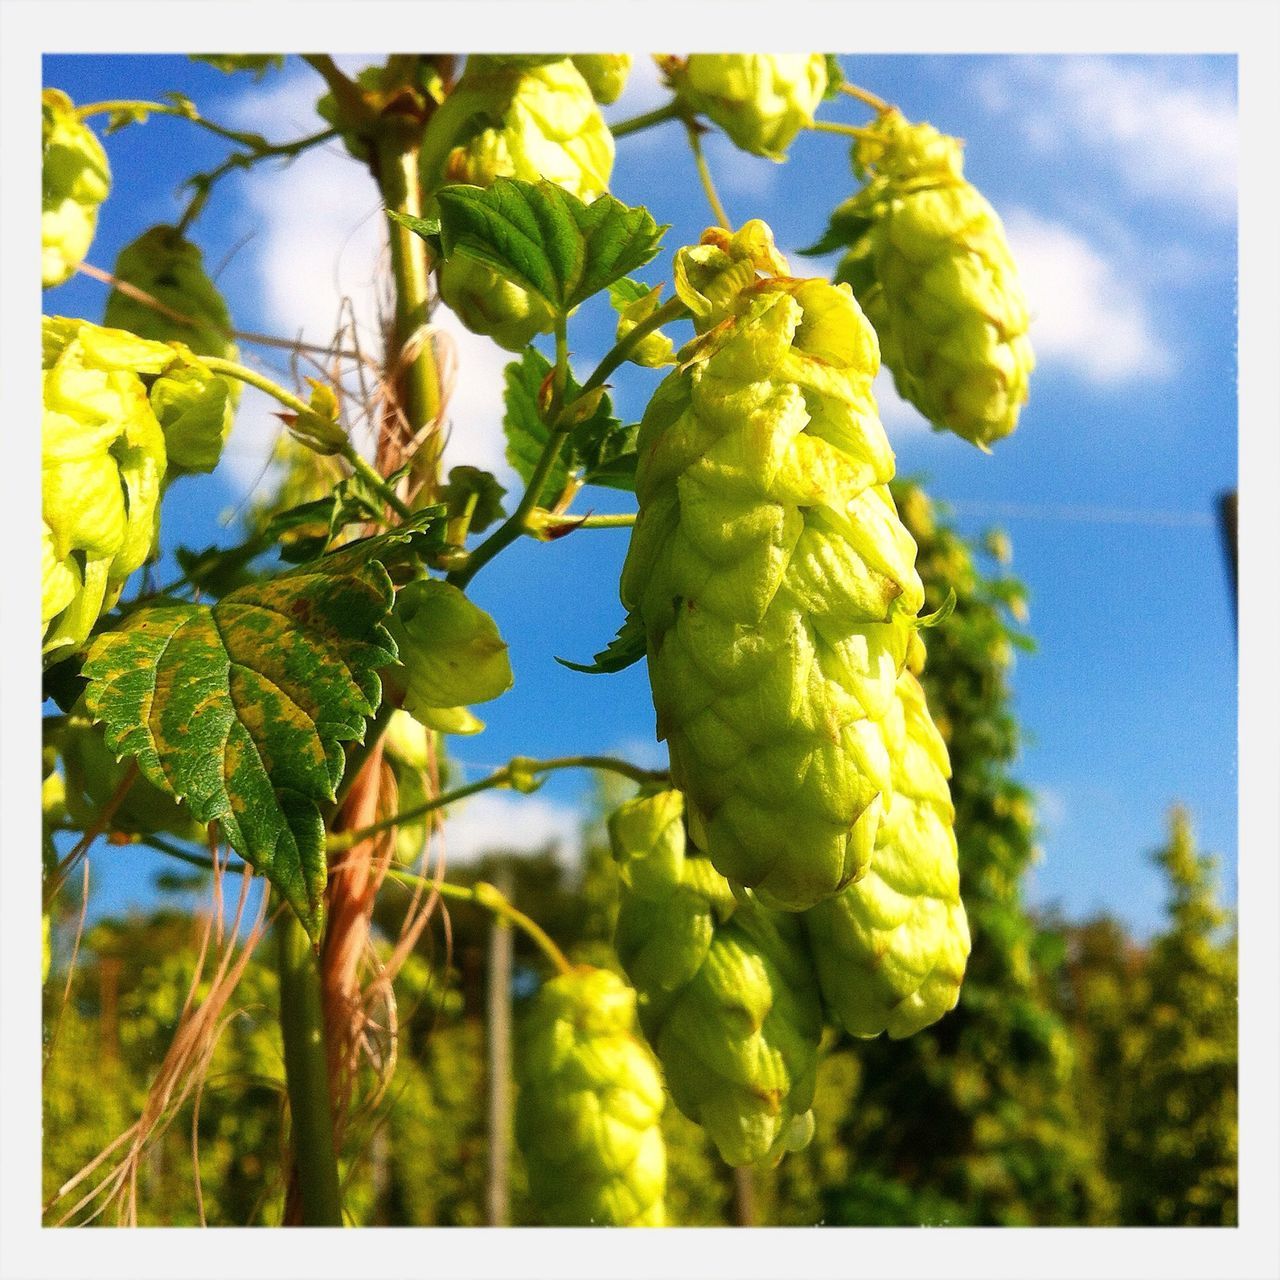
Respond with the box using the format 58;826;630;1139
424;57;614;350
610;789;823;1167
821;109;1034;448
621;221;925;910
42;318;174;661
515;967;666;1225
42;89;111;288
104;225;239;474
571;54;632;104
805;670;970;1038
665;54;828;161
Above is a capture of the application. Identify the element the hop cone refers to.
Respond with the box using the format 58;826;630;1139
610;789;823;1166
42;89;110;288
664;54;827;161
571;54;632;104
515;967;666;1225
805;669;970;1038
424;57;614;350
42;318;173;661
104;225;239;474
621;220;924;910
817;109;1033;448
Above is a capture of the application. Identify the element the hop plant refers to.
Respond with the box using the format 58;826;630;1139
103;225;239;474
662;54;828;161
42;89;111;288
42;318;175;661
570;54;632;105
811;109;1034;448
804;669;970;1038
610;789;823;1167
621;220;925;910
515;967;666;1225
423;57;614;350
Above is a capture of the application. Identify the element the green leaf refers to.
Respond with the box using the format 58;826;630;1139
190;54;286;79
384;579;513;727
556;610;646;675
822;55;846;98
435;178;666;316
385;209;442;242
503;349;569;506
503;350;634;502
81;559;399;940
439;466;507;535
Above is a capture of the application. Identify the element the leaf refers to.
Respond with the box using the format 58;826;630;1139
439;465;507;535
822;55;846;98
190;54;286;79
384;579;512;715
385;209;442;242
82;559;398;940
503;350;634;502
435;178;666;316
556;610;647;675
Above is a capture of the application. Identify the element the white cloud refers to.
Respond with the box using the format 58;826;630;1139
1003;207;1171;384
439;790;584;864
976;57;1236;222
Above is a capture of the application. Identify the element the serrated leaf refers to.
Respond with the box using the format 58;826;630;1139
385;209;442;242
435;179;665;316
82;560;399;940
556;610;646;675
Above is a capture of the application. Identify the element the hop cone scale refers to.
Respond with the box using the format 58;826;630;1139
823;110;1034;448
515;967;666;1225
610;788;823;1167
621;221;924;911
805;670;970;1038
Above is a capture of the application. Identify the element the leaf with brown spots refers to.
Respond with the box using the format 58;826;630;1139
81;559;397;940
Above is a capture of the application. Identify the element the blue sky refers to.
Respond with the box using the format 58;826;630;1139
44;53;1239;937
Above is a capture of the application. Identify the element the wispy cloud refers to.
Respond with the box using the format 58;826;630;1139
975;56;1236;223
1004;207;1171;384
441;790;584;864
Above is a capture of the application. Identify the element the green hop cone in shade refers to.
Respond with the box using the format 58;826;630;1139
662;54;828;161
423;56;614;350
815;109;1034;448
515;967;667;1225
571;54;632;104
42;89;111;288
103;225;239;474
804;670;970;1038
609;788;823;1167
620;221;925;911
41;318;174;662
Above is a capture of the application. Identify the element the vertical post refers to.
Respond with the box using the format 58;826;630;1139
1217;489;1237;636
733;1164;758;1226
486;862;514;1226
277;909;344;1227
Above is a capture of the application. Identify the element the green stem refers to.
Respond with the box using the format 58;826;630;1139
808;119;880;142
75;99;278;148
446;297;688;588
327;753;668;853
526;509;636;532
133;837;573;976
609;101;682;139
275;908;344;1227
376;136;443;467
199;357;412;519
685;123;732;231
838;81;892;113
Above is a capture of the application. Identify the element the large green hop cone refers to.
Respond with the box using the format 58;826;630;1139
804;669;970;1038
42;318;174;662
610;789;822;1167
621;221;924;911
515;967;666;1225
811;109;1033;449
662;54;828;161
423;56;614;350
42;89;110;288
104;225;239;474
